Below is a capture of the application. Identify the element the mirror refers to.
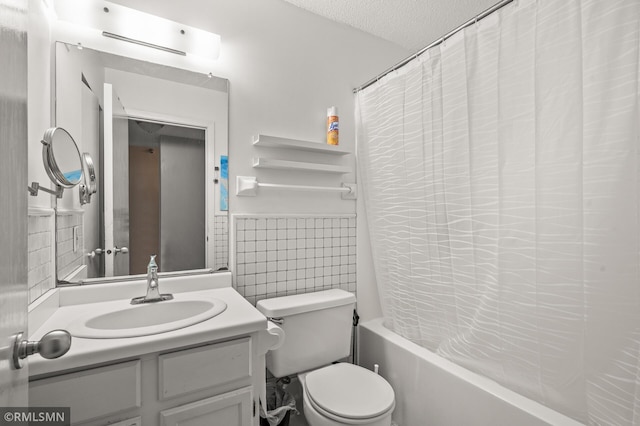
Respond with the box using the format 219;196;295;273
79;152;97;205
52;42;229;284
28;127;84;199
44;127;83;188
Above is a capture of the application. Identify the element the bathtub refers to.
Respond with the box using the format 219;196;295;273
358;318;584;426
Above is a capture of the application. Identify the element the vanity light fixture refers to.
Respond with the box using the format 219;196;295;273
51;0;221;61
101;31;186;56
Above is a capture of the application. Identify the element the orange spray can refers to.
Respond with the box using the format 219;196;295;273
327;106;339;145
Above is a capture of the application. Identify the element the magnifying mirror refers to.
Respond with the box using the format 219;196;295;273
79;152;97;205
28;127;83;198
43;127;82;187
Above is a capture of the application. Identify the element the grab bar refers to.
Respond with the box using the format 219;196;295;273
236;176;357;199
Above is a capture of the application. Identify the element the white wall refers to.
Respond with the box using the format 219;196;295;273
108;0;407;314
27;0;53;208
28;0;408;311
109;0;408;212
27;0;57;303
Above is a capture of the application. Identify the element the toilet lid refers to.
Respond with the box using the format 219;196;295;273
305;363;395;420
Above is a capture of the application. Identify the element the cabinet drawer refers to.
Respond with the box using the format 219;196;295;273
160;387;253;426
29;360;141;424
159;337;251;400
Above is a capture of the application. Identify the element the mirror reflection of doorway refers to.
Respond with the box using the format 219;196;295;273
127;120;206;275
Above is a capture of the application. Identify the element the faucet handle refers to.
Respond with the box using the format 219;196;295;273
148;254;158;270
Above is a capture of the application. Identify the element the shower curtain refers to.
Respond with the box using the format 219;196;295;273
356;0;640;423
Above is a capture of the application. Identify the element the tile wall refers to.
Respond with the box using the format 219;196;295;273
234;215;356;305
56;212;84;281
28;213;54;303
214;215;229;270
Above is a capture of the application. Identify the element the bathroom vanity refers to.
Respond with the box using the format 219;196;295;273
27;273;271;426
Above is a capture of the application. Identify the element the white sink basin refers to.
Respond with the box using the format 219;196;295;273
68;298;227;339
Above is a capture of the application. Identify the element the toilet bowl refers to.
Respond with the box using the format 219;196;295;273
299;363;395;426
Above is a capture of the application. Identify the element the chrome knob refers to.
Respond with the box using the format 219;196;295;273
12;329;72;369
94;248;105;255
114;246;129;254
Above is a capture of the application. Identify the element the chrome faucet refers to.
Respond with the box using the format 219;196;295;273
131;255;173;304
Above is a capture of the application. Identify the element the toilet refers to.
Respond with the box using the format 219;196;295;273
256;289;395;426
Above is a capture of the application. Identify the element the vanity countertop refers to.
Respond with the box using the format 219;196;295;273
28;273;267;378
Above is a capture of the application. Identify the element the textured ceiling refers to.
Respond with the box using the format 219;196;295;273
280;0;500;52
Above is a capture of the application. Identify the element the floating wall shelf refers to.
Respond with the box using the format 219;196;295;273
252;157;351;174
253;134;350;156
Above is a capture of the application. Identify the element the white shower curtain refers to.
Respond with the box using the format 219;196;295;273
356;0;640;423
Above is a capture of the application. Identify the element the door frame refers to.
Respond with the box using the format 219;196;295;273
113;107;216;271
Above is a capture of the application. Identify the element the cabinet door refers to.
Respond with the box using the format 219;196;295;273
160;387;253;426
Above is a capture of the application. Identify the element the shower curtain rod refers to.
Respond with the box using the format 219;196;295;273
353;0;514;93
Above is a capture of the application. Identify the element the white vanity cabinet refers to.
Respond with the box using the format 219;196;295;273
29;335;261;426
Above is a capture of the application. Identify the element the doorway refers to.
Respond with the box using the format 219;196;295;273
127;120;206;275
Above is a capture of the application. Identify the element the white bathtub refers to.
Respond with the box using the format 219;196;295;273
358;318;584;426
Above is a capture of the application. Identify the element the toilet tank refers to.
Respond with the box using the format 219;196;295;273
256;289;356;378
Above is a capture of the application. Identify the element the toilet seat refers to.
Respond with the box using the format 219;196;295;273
304;363;395;423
